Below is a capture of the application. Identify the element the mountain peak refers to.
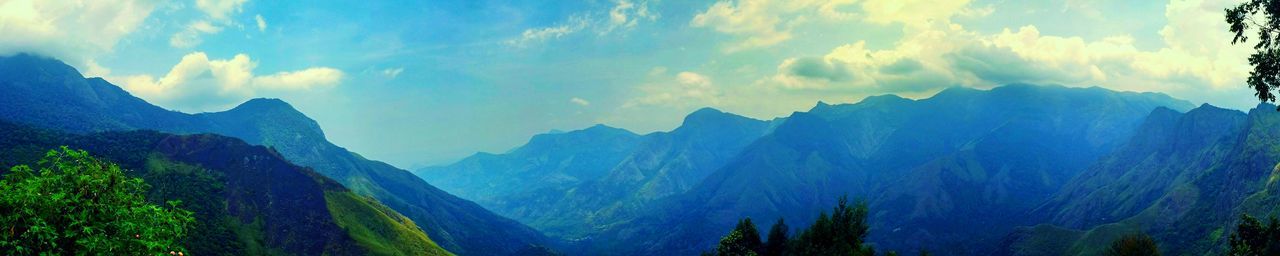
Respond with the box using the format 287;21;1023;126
858;94;909;105
680;107;758;130
584;123;627;133
542;124;637;140
1255;102;1279;112
0;53;86;85
683;107;725;122
0;52;71;67
226;98;301;114
517;124;640;155
931;86;981;99
1187;103;1233;114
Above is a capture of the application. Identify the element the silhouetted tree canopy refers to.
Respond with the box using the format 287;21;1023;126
763;218;788;256
1229;214;1280;256
1104;233;1160;256
708;196;875;256
1227;0;1280;109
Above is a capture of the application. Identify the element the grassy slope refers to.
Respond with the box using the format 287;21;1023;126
324;191;452;256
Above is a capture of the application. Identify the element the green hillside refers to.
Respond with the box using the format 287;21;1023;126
325;191;452;256
0;120;451;255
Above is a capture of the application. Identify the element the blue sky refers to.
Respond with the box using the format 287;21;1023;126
0;0;1259;167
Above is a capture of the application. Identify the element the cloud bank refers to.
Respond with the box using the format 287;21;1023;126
115;52;343;112
0;0;159;76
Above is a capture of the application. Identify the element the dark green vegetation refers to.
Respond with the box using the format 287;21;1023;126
324;191;449;256
0;53;548;255
0;148;194;255
707;198;929;256
1228;214;1280;255
1103;234;1159;256
1226;0;1280;106
0;121;450;255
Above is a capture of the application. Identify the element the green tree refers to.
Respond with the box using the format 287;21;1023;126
709;196;874;256
1227;0;1280;108
736;218;763;254
0;147;195;255
716;230;759;256
714;218;764;256
790;196;874;256
1228;214;1280;256
1104;233;1160;256
763;218;788;256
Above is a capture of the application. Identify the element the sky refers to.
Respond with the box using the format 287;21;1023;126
0;0;1261;168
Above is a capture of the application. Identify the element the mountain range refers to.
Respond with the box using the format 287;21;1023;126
0;54;551;255
12;52;1280;255
416;107;777;238
418;83;1202;254
996;103;1280;255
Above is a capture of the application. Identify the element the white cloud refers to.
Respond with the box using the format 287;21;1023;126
114;52;344;112
170;21;224;48
381;67;404;79
690;0;993;52
625;71;722;108
0;0;159;76
571;97;591;106
195;0;248;21
170;0;250;48
506;16;590;48
255;14;266;32
507;1;659;48
605;0;657;33
760;0;1252;108
253;68;344;91
860;0;976;27
690;0;858;52
676;71;712;87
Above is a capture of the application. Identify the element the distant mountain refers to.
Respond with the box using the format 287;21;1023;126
417;124;644;206
0;121;450;256
588;85;1195;255
998;103;1280;255
1034;104;1247;229
416;107;775;238
0;53;551;255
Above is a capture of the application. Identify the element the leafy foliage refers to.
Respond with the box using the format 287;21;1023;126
0;122;453;255
1226;0;1280;106
1228;214;1280;256
763;218;788;256
1103;233;1160;256
709;196;875;256
0;147;195;255
790;197;874;256
714;230;759;256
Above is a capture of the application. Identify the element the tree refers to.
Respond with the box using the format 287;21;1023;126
763;218;788;256
1228;214;1280;256
735;218;763;254
716;230;759;256
709;196;874;256
0;147;195;255
1227;0;1280;108
1104;233;1160;256
714;218;764;256
790;196;874;256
